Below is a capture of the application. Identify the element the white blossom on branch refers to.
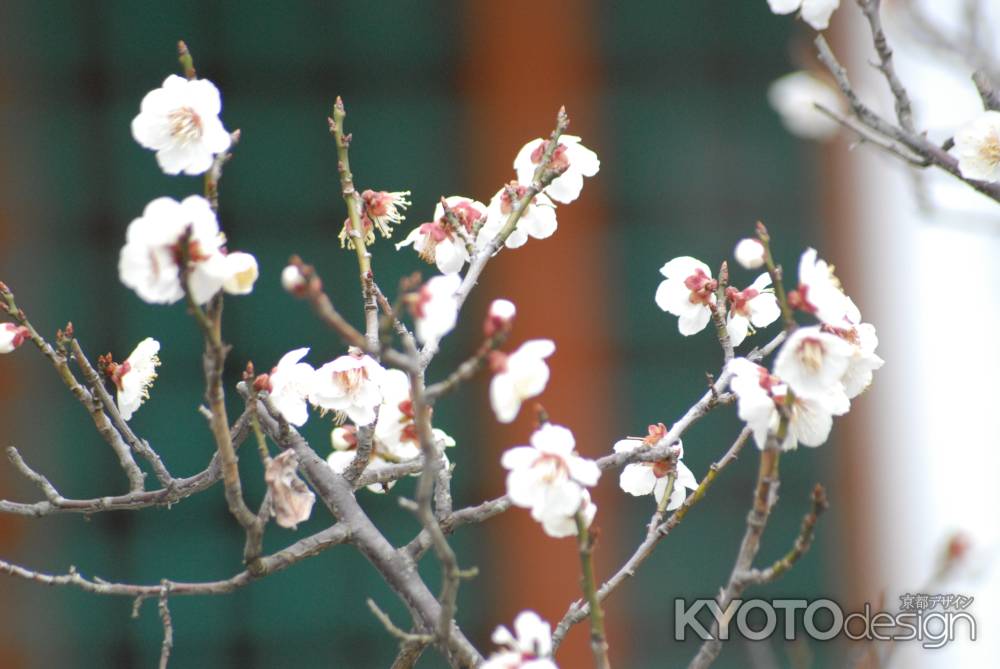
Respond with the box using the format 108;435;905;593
396;196;486;274
614;424;698;510
514;135;599;204
655;256;717;336
130;74;232;176
118;195;229;305
501;424;600;537
263;348;315;427
310;350;386;425
725;273;781;347
954;110;1000;182
410;273;462;346
489;339;555;424
788;247;859;326
773;325;853;401
478;182;558;249
221;252;259;295
106;337;161;422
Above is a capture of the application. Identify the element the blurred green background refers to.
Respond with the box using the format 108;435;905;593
0;1;843;667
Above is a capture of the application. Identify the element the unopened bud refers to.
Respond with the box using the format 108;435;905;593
253;373;272;393
484;299;516;337
331;425;358;451
281;265;307;296
734;238;766;270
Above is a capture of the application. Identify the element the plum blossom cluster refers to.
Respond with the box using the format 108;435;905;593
502;424;600;538
121;69;259;309
259;351;454;495
396;136;598;275
655;256;780;345
728;248;883;450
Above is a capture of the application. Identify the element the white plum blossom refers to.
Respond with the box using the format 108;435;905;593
824;321;885;398
373;369;421;456
310;351;386;425
734;238;766;269
614;424;698;510
789;248;859;326
118;195;229;305
109;337;161;421
483;610;558;669
264;450;315;530
767;0;840;31
728;357;848;451
767;71;844;140
541;489;596;539
501;424;600;537
396;196;486;274
514;135;600;204
478;182;558;249
0;323;29;354
725;273;781;347
131;75;232;175
266;348;315;427
729;358;780;448
655;257;718;336
489;339;555;423
221;251;259;295
410;273;461;345
773;325;853;401
954;111;1000;182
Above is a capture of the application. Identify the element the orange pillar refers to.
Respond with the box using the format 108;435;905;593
458;1;621;665
0;4;26;663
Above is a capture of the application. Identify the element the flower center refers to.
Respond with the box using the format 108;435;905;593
683;269;718;305
796;337;826;372
533;453;569;483
333;366;368;394
979;132;1000;167
167;106;203;143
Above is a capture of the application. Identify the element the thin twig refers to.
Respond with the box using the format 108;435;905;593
576;510;611;669
157;582;174;669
